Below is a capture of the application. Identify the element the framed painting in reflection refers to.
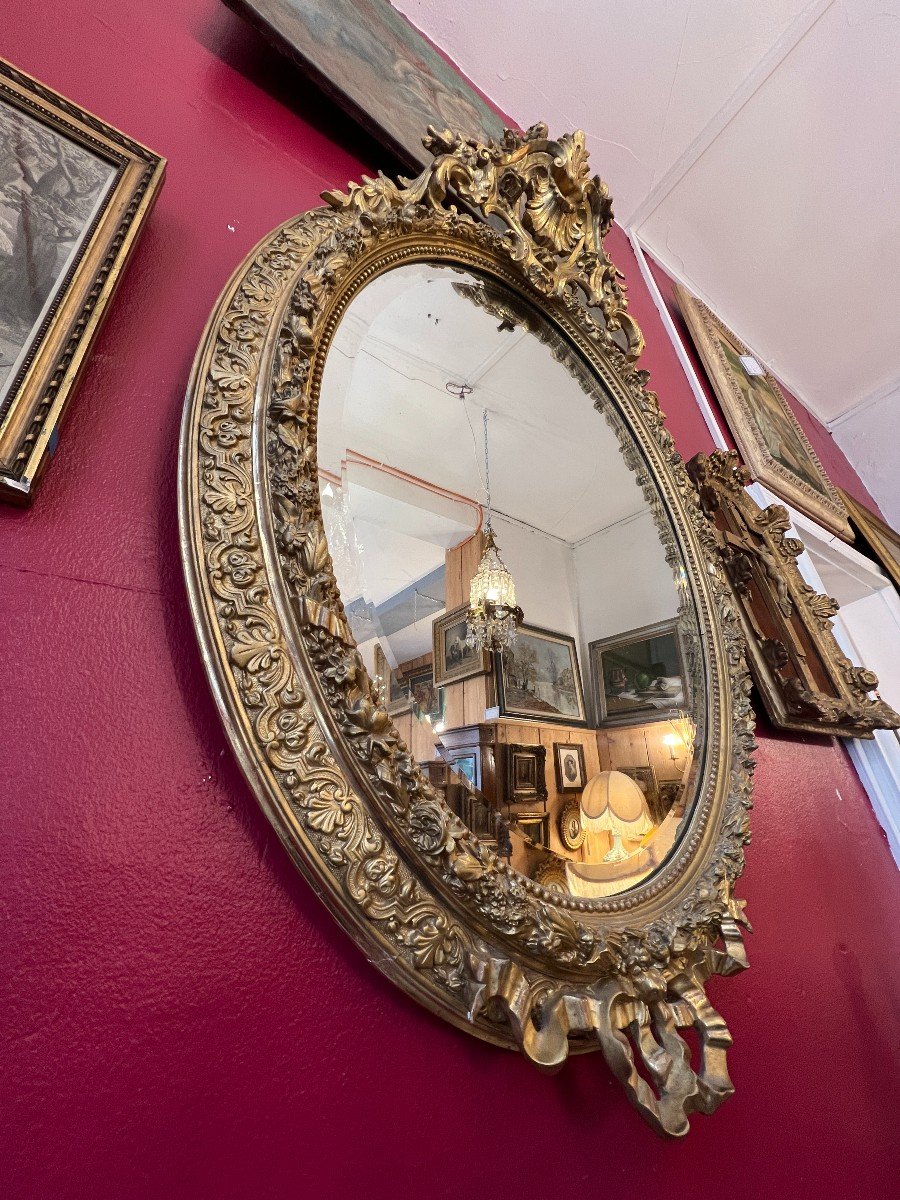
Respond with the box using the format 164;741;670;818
374;644;411;716
553;742;586;792
590;619;687;727
0;58;164;502
406;663;444;725
432;603;490;686
495;625;586;726
515;813;549;850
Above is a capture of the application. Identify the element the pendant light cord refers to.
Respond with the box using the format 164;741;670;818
482;407;491;529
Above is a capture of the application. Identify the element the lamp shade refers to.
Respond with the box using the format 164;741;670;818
579;770;654;864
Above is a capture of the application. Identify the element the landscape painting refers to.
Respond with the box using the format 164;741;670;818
496;625;586;725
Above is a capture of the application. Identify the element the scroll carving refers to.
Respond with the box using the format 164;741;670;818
180;126;758;1136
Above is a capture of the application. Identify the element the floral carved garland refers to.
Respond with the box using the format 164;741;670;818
182;125;757;1136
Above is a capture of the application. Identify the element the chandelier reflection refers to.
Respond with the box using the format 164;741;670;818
467;524;522;652
460;400;523;652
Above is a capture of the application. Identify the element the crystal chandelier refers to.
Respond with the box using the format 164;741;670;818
464;404;523;652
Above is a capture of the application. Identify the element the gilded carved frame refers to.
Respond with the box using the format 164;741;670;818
0;58;165;503
675;284;852;541
688;451;899;739
179;125;756;1137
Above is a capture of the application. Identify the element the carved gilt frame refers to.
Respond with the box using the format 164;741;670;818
0;58;165;503
675;284;852;541
839;488;900;594
687;451;899;739
179;125;756;1137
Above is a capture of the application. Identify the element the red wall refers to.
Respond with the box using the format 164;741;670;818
2;4;898;1197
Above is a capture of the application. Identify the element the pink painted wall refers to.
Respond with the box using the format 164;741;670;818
1;3;898;1197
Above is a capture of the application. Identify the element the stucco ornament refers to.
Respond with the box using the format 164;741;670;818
179;124;756;1137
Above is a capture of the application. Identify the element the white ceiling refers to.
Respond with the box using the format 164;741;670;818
392;0;900;524
317;263;668;659
318;263;649;546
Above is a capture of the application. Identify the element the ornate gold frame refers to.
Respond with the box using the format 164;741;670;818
675;284;852;541
839;488;900;594
179;125;756;1137
688;451;899;738
0;58;165;503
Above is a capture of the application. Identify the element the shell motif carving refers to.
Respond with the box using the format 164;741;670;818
180;126;759;1136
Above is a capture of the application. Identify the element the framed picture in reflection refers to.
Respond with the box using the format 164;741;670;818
553;743;587;792
432;603;490;686
406;663;444;724
374;644;411;716
0;58;165;503
590;619;687;727
515;813;549;850
495;624;586;726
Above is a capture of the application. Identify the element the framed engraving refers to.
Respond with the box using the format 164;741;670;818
675;284;851;541
0;58;164;503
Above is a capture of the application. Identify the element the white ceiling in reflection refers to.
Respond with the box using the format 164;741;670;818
318;263;649;549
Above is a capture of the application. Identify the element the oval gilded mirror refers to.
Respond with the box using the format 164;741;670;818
180;126;755;1137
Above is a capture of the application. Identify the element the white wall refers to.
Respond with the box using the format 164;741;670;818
573;509;680;648
491;514;579;638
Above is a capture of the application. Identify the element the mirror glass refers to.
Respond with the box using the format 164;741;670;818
317;263;706;898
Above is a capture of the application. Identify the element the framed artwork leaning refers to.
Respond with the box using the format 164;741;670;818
839;488;900;593
495;624;587;726
553;742;587;792
224;0;507;172
589;619;687;727
0;58;165;503
432;603;490;686
675;283;852;541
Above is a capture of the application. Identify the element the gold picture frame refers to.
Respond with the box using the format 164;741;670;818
839;488;900;593
688;450;899;739
432;603;490;687
675;284;852;541
0;58;164;503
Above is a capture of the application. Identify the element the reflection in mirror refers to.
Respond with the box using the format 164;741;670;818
317;263;706;898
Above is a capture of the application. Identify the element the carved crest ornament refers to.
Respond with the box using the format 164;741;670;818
179;125;757;1137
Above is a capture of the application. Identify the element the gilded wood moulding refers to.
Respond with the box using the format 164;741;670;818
179;125;756;1137
675;284;853;542
687;451;900;739
0;58;165;503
